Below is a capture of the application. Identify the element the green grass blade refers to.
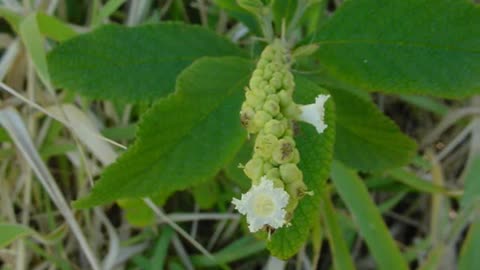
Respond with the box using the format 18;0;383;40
319;189;355;270
331;161;408;270
190;236;265;267
0;223;33;248
19;13;52;89
459;155;480;270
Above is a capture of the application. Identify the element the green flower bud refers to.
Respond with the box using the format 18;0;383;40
258;80;268;90
267;94;280;103
278;90;292;107
244;157;264;181
263;162;273;173
285;128;294;137
266;63;280;73
272;178;285;189
272;138;295;164
252;69;264;77
253;110;272;128
270;77;283;90
263;69;273;80
257;59;268;69
263;99;280;116
249;75;262;89
281;136;296;147
266;168;280;179
252;87;267;100
264;119;285;137
283;103;301;119
279;163;303;184
261;46;275;60
286;180;309;199
245;89;263;108
285;197;299;213
264;85;276;94
254;133;278;159
291;148;300;164
283;76;295;90
240;105;258;132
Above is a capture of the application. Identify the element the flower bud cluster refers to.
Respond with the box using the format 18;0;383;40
239;39;309;224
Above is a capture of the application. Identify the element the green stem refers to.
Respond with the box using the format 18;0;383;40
258;11;274;42
286;0;310;43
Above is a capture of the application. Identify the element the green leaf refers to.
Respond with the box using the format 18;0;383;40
266;77;335;259
117;198;156;227
459;155;480;270
460;155;480;209
0;223;33;248
0;7;22;32
191;180;220;209
319;189;355;270
332;87;416;171
398;95;448;116
20;13;52;88
331;161;409;270
190;236;265;267
314;0;480;98
48;23;246;101
37;13;77;42
73;57;252;208
212;0;261;35
224;140;253;192
92;0;127;27
150;227;174;268
460;223;480;270
389;168;449;194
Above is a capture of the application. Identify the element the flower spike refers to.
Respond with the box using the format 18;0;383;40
297;94;330;134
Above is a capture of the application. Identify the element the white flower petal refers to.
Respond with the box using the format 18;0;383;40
231;176;290;232
298;94;330;134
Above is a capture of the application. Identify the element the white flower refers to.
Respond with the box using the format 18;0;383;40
232;176;289;232
297;94;330;134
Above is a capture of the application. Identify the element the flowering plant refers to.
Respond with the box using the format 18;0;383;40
3;0;476;268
